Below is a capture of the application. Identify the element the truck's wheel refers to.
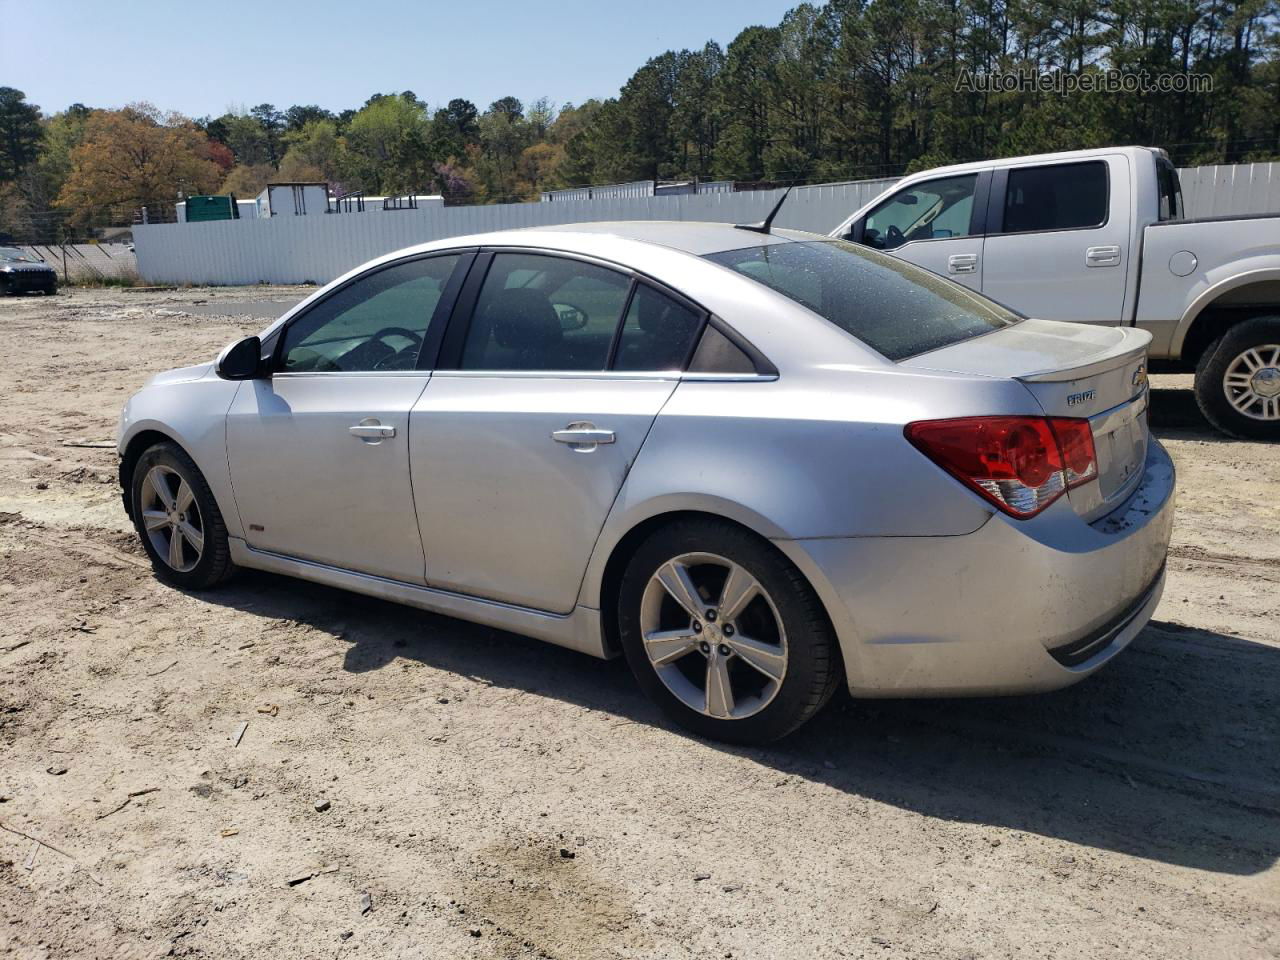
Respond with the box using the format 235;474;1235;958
1194;317;1280;441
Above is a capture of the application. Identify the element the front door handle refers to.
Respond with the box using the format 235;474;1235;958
552;422;615;452
350;419;396;440
1086;245;1122;267
948;253;978;274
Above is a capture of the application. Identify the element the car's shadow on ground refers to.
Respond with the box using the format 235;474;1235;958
203;571;1280;877
1148;385;1230;442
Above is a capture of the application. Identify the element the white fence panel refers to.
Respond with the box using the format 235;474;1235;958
134;165;1278;286
1177;162;1280;220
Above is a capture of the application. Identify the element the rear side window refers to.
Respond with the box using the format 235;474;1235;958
460;253;631;371
1001;161;1108;233
705;240;1017;362
1157;160;1184;221
688;325;757;374
612;284;703;371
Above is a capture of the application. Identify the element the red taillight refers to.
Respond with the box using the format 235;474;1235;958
905;416;1098;518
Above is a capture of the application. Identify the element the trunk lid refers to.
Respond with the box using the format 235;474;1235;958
902;320;1151;520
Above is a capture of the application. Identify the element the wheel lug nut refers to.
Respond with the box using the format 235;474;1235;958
692;621;702;633
718;644;731;657
699;641;710;654
722;624;735;636
705;609;717;622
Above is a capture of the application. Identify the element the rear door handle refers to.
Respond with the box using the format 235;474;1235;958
947;253;978;274
552;422;615;452
1086;245;1122;267
350;419;396;440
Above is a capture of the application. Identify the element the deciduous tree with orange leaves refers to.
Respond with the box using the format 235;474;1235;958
57;102;220;225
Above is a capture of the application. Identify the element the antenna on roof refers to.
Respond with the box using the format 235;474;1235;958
735;185;794;234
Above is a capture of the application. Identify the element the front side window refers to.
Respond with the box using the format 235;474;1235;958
862;174;978;250
459;253;631;371
705;240;1017;362
280;255;460;372
1002;161;1108;233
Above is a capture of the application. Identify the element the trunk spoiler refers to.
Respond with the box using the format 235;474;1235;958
1014;328;1151;383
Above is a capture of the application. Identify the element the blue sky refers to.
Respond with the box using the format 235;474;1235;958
2;0;801;117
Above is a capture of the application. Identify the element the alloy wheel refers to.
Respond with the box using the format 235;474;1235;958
1222;344;1280;421
639;552;788;720
139;465;204;573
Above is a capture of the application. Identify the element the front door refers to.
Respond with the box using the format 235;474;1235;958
850;171;988;291
226;253;463;583
411;252;705;613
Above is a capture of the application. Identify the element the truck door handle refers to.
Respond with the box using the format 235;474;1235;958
1086;245;1122;267
947;254;978;274
552;422;615;452
349;419;396;440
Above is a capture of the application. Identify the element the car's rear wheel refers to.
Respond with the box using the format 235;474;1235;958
617;518;840;743
130;442;235;589
1194;317;1280;441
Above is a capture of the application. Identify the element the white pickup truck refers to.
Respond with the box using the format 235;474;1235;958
831;146;1280;440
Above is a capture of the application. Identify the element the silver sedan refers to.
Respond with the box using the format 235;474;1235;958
117;222;1175;742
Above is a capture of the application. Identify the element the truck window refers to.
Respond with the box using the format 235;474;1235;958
862;174;978;250
1157;160;1184;221
1001;161;1108;233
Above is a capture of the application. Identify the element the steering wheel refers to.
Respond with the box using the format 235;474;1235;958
367;326;424;371
371;326;423;348
885;225;905;247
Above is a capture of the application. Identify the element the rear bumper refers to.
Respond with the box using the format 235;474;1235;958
775;439;1176;697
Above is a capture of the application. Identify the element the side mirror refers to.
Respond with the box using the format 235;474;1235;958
215;336;264;380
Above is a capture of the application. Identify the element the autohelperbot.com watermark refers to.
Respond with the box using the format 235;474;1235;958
956;68;1213;96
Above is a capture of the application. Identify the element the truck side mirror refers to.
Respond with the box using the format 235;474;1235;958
215;336;264;380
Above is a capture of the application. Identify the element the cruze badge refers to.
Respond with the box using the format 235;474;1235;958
1067;389;1096;406
1132;363;1148;389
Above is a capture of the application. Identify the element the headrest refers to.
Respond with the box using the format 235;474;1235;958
637;291;680;336
482;288;562;351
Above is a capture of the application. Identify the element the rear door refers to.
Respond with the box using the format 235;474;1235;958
845;171;990;291
226;252;467;583
410;250;705;613
981;156;1130;325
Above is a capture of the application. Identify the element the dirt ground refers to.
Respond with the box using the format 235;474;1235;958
1;287;1277;960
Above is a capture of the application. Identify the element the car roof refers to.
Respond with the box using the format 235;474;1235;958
518;220;827;256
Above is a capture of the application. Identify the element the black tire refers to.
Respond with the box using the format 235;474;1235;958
130;442;236;589
1194;316;1280;441
617;518;841;744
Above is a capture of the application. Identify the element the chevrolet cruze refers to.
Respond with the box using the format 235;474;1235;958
118;222;1175;742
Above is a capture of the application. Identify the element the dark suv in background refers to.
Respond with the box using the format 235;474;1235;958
0;246;58;295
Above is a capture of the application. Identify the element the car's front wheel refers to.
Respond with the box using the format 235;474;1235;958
617;518;840;743
130;442;235;589
1195;316;1280;441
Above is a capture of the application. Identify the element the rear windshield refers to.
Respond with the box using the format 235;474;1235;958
705;239;1018;361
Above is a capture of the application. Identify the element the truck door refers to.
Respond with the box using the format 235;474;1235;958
843;171;990;292
980;156;1130;326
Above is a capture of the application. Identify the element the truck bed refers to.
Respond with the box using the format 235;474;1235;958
1135;213;1280;358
